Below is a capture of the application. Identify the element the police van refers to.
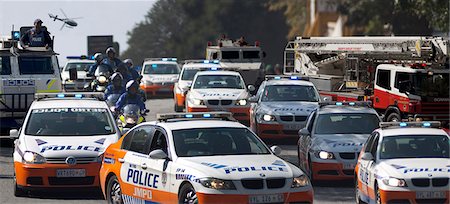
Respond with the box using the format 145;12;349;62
0;27;63;138
61;56;95;91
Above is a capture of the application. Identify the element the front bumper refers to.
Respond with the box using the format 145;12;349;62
14;161;101;188
196;190;314;204
311;161;355;181
379;189;450;204
140;84;174;95
256;123;300;139
175;93;186;107
187;106;250;126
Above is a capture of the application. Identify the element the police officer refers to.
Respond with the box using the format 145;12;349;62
115;63;132;87
88;53;104;76
116;80;147;112
105;73;126;99
20;19;52;48
123;59;140;81
102;47;122;70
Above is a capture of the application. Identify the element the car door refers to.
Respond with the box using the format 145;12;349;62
358;132;378;197
299;111;316;171
366;133;380;198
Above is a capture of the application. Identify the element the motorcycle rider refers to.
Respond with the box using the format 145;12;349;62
105;72;126;99
123;59;140;81
116;80;147;113
115;63;132;87
102;47;122;70
87;53;104;76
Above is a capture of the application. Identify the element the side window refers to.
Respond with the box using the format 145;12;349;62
149;129;169;154
307;111;317;133
364;132;376;153
255;82;265;100
376;69;391;90
0;56;11;75
121;130;135;150
370;133;380;159
124;126;154;154
394;72;411;89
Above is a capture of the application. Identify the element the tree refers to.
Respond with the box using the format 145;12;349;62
267;0;307;39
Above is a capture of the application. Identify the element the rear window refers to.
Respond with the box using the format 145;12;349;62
315;113;380;134
65;62;94;72
19;56;54;74
0;56;11;75
243;51;260;59
221;51;239;59
143;64;179;75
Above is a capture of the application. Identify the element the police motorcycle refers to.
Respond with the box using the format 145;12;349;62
106;94;121;118
85;64;111;92
117;104;147;133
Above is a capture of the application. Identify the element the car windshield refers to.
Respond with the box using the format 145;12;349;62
261;85;319;102
172;127;270;157
396;72;449;98
25;108;115;136
18;56;54;75
123;104;140;117
379;135;450;159
65;62;94;72
315;113;380;134
143;64;179;74
181;69;200;80
193;75;245;89
221;51;239;60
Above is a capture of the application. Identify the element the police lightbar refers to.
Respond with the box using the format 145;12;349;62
35;92;105;101
157;112;235;122
380;121;441;129
265;75;309;81
184;59;220;64
11;31;20;41
319;101;372;107
66;55;95;60
144;58;177;62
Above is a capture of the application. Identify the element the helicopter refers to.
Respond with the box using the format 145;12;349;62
48;9;82;30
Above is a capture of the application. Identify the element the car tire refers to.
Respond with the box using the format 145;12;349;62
106;175;123;204
174;103;183;112
178;183;197;204
386;112;401;122
14;181;27;197
355;177;366;204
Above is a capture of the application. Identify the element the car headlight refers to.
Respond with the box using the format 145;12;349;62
192;98;205;106
235;99;247;106
126;116;137;124
382;177;407;187
262;114;276;122
291;175;310;188
98;76;107;84
316;151;335;160
200;178;236;190
23;151;46;164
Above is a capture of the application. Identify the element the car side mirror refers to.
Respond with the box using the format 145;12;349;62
149;149;169;160
69;68;78;81
270;146;282;156
9;129;19;139
247;85;255;92
322;96;332;102
248;96;258;103
361;152;374;161
298;128;310;137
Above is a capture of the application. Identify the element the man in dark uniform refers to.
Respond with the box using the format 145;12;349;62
20;19;52;48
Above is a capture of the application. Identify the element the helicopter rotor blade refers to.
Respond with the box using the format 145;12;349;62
70;17;83;20
60;8;68;18
60;22;66;30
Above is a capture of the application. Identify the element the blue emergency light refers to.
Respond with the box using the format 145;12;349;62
213;60;219;63
335;102;343;106
171;58;177;61
75;94;83;98
162;58;168;61
57;94;65;98
349;102;356;106
210;67;218;71
290;76;299;80
12;31;20;40
152;64;158;68
203;113;211;118
203;60;210;63
274;76;281;80
185;114;193;118
399;122;407;127
423;122;431;127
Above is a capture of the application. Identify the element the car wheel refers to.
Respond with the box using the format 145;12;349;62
107;175;123;204
355;177;366;204
386;112;401;122
179;183;197;204
174;103;183;112
375;183;381;204
14;179;27;197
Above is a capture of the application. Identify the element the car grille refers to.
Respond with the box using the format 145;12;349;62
207;100;233;106
415;199;447;204
45;157;97;164
432;178;449;187
221;100;232;105
48;176;95;185
339;153;356;160
266;178;285;189
294;116;307;122
280;116;294;121
279;115;307;122
412;178;449;187
412;178;430;187
241;178;286;189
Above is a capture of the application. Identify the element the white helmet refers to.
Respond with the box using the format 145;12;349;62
106;47;116;54
123;59;133;65
93;53;103;61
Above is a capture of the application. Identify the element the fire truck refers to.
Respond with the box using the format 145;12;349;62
0;28;63;138
206;39;265;88
284;36;449;126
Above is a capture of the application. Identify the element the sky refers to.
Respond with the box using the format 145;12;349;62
0;0;155;64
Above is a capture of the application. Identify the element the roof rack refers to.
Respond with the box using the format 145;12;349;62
184;59;220;64
380;121;441;129
319;101;372;107
265;75;309;81
35;92;104;101
144;58;177;62
157;112;235;122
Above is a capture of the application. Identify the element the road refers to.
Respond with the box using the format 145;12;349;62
0;97;354;203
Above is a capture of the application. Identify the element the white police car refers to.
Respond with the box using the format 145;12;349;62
61;56;95;91
100;112;313;204
140;58;180;96
185;71;255;125
174;60;221;112
11;93;121;196
249;75;320;140
355;121;450;204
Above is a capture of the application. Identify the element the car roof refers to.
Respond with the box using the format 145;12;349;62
182;63;221;69
318;105;378;115
143;61;178;65
196;70;240;76
150;120;247;131
30;99;108;109
65;59;95;64
378;127;448;137
265;79;314;86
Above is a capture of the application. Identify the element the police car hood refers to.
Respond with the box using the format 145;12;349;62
190;89;249;100
312;134;369;153
220;62;262;70
143;74;178;83
24;135;116;158
259;102;318;116
177;155;302;180
379;158;450;179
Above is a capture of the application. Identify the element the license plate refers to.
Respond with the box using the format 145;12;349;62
56;169;86;177
343;163;356;169
416;191;446;199
249;194;284;204
283;124;303;130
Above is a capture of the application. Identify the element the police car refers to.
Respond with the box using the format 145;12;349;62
140;58;180;97
249;75;320;140
298;101;381;181
61;56;95;91
173;60;221;112
355;121;450;204
185;71;254;126
99;112;313;204
11;93;121;196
